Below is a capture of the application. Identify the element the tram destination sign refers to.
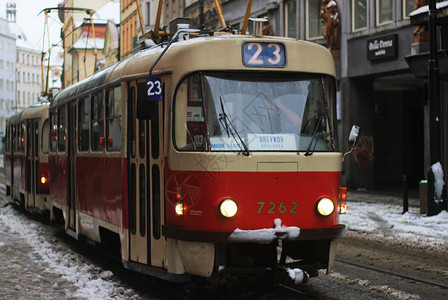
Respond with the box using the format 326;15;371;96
367;34;398;61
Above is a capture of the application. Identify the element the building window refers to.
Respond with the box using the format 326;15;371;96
306;0;323;40
146;2;151;26
377;0;393;26
403;0;414;19
284;0;298;38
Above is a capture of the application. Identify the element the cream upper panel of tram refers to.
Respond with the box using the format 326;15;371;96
108;34;336;84
167;152;342;173
20;104;49;120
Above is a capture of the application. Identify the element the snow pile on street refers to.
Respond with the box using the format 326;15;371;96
431;162;445;201
0;203;131;299
340;201;448;250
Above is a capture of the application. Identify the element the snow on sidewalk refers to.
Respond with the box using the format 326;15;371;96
340;200;448;251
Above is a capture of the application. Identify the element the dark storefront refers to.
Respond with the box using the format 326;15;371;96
342;26;426;191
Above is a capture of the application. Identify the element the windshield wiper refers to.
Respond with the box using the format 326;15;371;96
304;116;325;156
218;96;250;156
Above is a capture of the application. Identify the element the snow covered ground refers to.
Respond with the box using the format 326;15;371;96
340;199;448;251
0;193;137;299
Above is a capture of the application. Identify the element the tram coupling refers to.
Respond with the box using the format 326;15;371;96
275;265;309;285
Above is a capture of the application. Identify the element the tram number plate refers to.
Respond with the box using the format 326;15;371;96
146;76;163;101
257;201;298;214
243;42;286;67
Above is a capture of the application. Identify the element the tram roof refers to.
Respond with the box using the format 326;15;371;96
6;102;49;125
53;34;336;106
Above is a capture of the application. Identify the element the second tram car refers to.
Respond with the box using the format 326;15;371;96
4;102;51;216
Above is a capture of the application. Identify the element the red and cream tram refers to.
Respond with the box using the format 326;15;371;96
46;28;346;283
4;102;51;217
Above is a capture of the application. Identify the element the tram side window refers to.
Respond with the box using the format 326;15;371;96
78;97;90;152
58;106;66;152
20;123;25;153
13;125;17;152
41;120;49;154
106;86;122;152
5;127;9;153
174;74;207;150
50;111;57;152
27;122;32;156
91;92;104;151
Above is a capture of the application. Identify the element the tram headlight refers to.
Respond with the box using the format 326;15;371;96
219;199;238;218
175;202;184;216
316;197;335;216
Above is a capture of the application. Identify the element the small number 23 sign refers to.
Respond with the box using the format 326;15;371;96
146;76;163;101
243;42;286;67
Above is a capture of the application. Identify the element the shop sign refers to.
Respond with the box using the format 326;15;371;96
367;34;398;61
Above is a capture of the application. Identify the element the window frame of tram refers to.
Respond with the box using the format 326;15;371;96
42;120;50;155
49;107;66;154
20;122;25;154
58;106;66;153
106;86;122;152
50;109;58;153
91;92;105;152
76;86;122;154
173;72;337;153
78;96;90;152
306;0;323;40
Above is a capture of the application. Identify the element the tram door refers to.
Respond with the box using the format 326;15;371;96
67;104;77;232
26;120;37;208
128;80;164;266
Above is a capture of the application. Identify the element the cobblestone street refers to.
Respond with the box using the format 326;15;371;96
0;205;78;299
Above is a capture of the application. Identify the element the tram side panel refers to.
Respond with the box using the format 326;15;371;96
76;156;128;228
49;155;69;207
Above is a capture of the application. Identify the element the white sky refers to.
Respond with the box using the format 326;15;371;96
0;0;63;52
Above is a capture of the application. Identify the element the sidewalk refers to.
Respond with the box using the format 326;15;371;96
342;190;448;253
348;190;420;208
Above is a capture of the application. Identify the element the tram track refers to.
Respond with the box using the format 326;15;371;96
336;258;448;290
275;283;318;299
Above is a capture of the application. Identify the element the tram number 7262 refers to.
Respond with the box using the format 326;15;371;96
257;201;298;214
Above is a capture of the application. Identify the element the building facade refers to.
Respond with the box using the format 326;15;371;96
120;0;161;59
60;0;110;88
7;2;41;112
0;16;16;135
338;0;444;192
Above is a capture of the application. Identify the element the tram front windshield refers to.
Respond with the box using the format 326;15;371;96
174;72;336;152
